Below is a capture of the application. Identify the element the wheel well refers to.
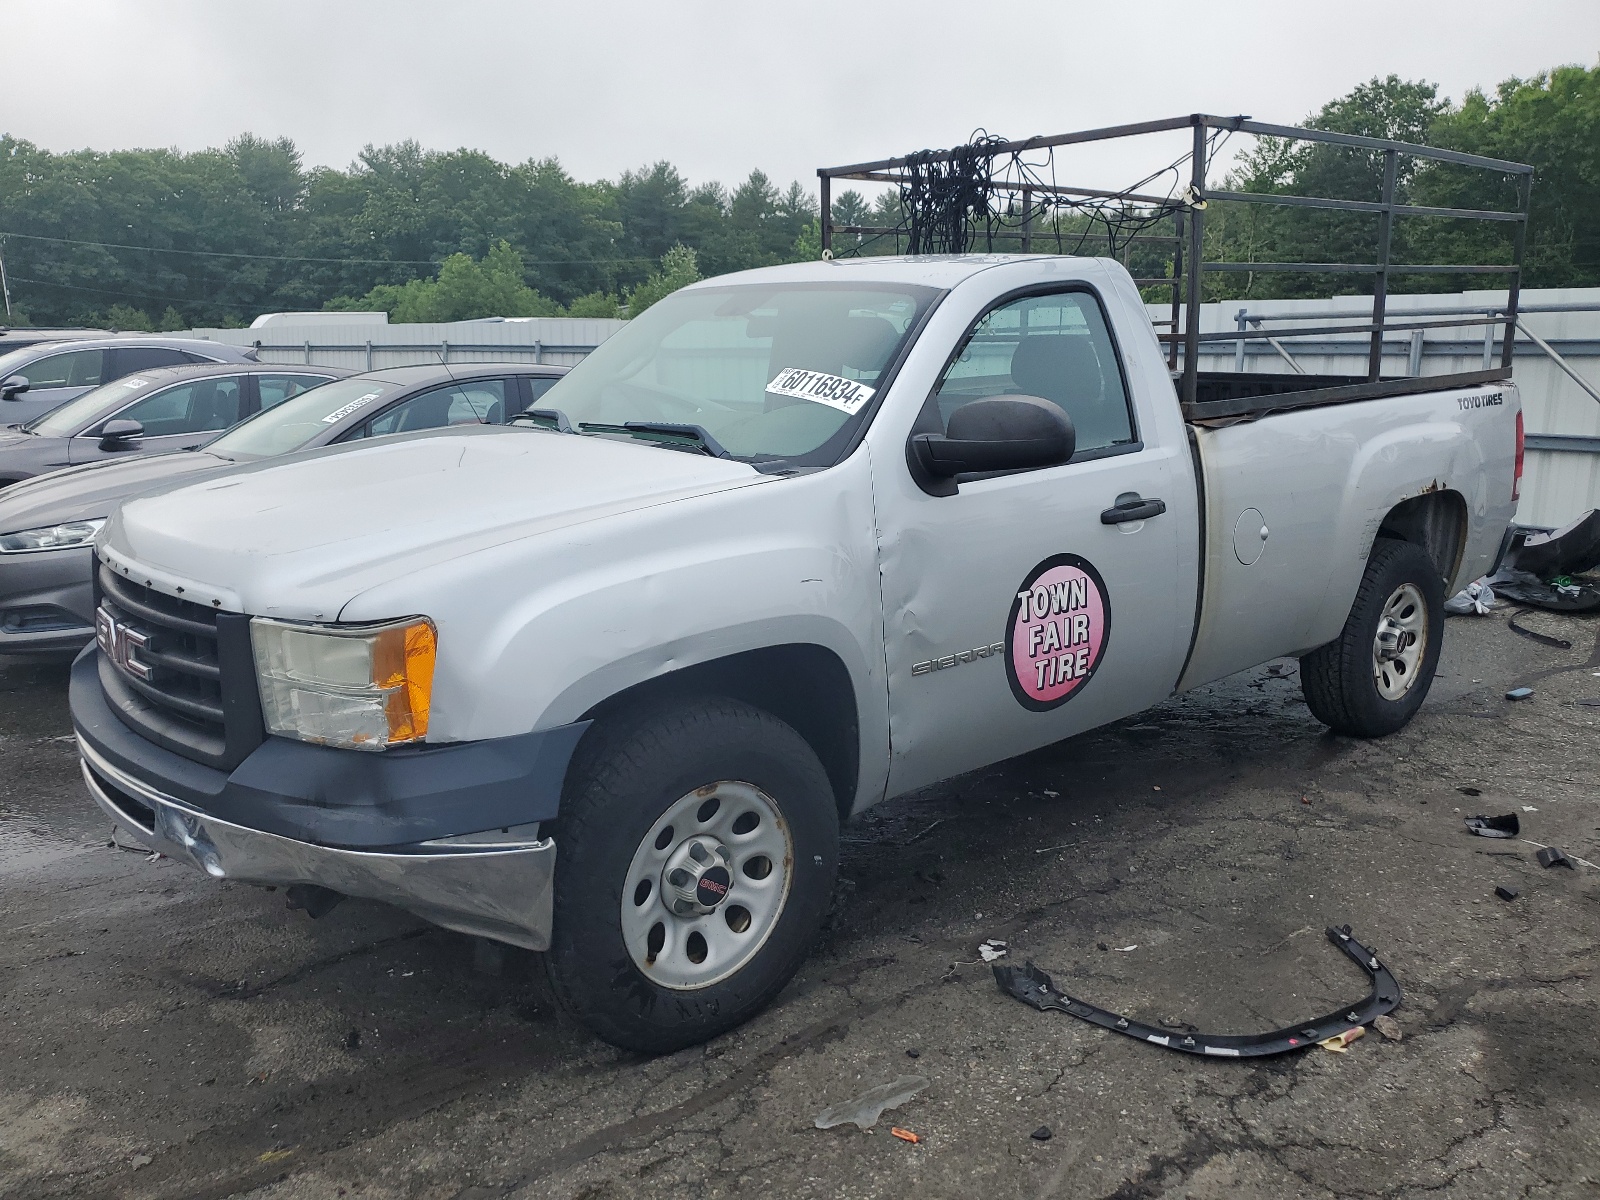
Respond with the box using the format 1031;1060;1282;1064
578;644;860;820
1376;491;1468;586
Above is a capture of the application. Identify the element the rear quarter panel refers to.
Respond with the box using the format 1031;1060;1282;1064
1177;382;1518;691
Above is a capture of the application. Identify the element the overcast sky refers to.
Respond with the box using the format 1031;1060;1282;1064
6;0;1598;199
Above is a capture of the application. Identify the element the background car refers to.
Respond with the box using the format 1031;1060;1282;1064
0;361;569;654
0;336;258;424
0;363;348;487
0;327;112;354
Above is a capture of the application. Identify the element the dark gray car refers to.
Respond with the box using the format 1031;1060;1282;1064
0;363;347;487
0;362;569;653
0;336;258;424
0;327;113;354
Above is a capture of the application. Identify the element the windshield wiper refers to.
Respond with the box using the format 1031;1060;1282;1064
515;406;575;433
579;421;733;459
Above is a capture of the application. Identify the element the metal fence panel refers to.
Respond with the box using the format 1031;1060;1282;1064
183;317;624;372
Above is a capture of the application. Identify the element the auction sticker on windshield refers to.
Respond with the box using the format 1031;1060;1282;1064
765;368;875;415
322;391;384;424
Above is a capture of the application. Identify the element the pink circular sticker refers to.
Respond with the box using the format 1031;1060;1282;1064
1006;555;1110;711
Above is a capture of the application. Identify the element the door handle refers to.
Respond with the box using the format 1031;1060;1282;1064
1101;492;1167;524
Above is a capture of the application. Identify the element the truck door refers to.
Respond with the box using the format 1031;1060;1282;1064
874;285;1196;797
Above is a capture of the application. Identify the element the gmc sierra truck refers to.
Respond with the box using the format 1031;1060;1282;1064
70;254;1521;1052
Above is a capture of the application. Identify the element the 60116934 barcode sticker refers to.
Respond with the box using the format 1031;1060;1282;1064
764;368;876;414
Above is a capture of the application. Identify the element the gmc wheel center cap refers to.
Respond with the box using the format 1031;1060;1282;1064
695;865;731;908
661;837;734;915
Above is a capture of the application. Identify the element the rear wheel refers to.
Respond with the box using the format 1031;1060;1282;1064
1300;539;1444;738
545;696;838;1053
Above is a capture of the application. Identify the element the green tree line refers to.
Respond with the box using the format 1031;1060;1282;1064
0;142;817;326
0;60;1592;328
1199;63;1600;301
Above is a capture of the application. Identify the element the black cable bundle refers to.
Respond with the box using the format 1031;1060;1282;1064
898;135;1008;254
875;127;1237;263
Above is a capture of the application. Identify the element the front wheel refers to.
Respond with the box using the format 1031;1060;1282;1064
1300;538;1444;738
545;697;839;1053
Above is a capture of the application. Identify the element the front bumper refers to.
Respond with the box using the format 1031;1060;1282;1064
79;738;560;949
71;647;590;951
0;545;96;654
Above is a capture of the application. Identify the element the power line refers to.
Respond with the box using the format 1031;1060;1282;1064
0;230;657;268
10;275;256;311
3;232;437;265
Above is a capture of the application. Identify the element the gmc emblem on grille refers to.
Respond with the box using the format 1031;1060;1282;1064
95;606;153;681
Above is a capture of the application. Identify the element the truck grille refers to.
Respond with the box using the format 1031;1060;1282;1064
95;564;263;770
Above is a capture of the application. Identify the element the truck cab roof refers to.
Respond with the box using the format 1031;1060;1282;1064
690;253;1101;292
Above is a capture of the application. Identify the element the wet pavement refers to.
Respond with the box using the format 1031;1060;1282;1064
2;613;1597;1199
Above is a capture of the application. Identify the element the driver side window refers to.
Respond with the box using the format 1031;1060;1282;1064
115;376;245;436
934;291;1136;454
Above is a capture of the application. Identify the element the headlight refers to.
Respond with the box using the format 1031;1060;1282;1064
250;616;437;751
0;518;105;553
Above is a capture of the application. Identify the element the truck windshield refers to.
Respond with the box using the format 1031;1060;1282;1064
543;282;940;464
208;378;401;458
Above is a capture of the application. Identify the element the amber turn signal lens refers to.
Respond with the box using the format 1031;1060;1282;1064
374;620;437;742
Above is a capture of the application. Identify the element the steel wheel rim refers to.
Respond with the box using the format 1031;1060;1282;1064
1372;582;1428;701
620;780;793;991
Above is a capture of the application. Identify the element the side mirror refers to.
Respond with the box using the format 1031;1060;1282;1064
0;375;28;400
99;418;145;449
910;395;1075;481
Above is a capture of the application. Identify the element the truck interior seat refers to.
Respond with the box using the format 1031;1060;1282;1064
1008;333;1123;450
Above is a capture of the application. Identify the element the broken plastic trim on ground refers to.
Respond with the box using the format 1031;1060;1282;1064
1493;571;1600;613
1504;510;1600;580
1448;509;1600;616
1464;813;1521;838
993;926;1401;1058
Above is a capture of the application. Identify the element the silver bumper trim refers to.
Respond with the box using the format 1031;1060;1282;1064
77;737;557;951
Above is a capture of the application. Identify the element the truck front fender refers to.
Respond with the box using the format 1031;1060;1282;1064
338;451;891;816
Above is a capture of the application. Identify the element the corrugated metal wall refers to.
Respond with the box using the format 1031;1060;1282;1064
185;316;625;372
1153;287;1600;527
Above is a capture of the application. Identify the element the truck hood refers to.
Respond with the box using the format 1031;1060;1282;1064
0;451;236;532
104;425;767;620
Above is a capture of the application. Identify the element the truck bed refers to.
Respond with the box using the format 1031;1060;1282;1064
1185;367;1513;422
1174;377;1519;692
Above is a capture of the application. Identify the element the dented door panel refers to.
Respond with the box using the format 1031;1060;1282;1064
867;259;1201;800
875;448;1195;797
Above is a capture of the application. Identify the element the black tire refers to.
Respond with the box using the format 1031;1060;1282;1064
545;696;839;1054
1300;538;1444;738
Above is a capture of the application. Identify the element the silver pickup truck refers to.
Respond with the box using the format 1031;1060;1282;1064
70;254;1521;1051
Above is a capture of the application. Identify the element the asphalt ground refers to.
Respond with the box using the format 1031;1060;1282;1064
2;612;1598;1200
